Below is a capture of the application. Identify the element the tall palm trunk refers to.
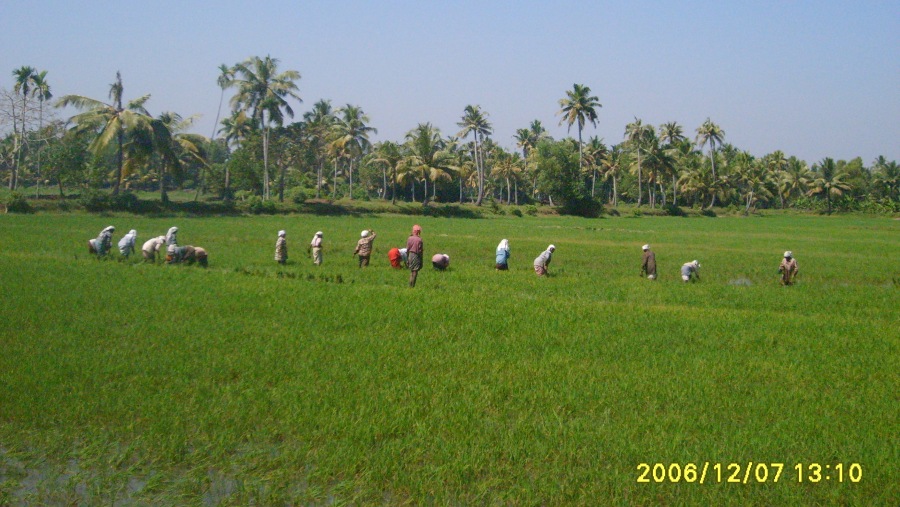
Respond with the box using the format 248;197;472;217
708;144;717;208
262;125;270;200
474;136;484;206
348;158;353;200
114;125;124;195
391;164;397;205
636;151;642;206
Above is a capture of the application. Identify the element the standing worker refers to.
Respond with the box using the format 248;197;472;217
142;235;166;262
779;251;799;285
88;226;115;257
165;226;179;247
681;260;701;282
533;244;555;276
275;230;288;265
353;230;377;267
495;239;510;270
118;229;138;258
406;225;424;287
640;244;657;280
310;231;323;265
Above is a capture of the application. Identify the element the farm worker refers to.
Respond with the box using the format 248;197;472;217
353;229;377;267
117;229;138;257
640;244;657;280
165;226;178;246
779;251;798;285
310;231;323;265
495;239;510;270
533;244;555;276
399;248;408;265
388;247;404;268
166;244;189;264
142;235;166;262
406;224;424;287
88;226;115;256
275;230;288;264
681;260;701;282
194;247;208;267
432;253;450;270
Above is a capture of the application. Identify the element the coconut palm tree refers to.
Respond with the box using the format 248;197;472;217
370;141;403;203
57;72;152;195
778;157;811;207
695;118;725;208
624;118;654;206
331;104;376;200
229;55;301;200
28;70;51;197
402;123;455;203
601;144;625;207
303;99;334;198
808;157;851;213
583;136;607;198
557;83;601;174
457;105;492;206
10;66;38;190
872;156;900;201
211;64;234;139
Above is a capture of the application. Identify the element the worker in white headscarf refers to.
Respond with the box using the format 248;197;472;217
310;231;323;265
88;226;115;256
495;239;510;270
118;229;138;257
142;236;166;262
533;244;555;276
681;260;701;282
165;226;179;246
275;230;288;264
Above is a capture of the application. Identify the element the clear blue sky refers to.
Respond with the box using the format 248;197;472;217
3;0;898;164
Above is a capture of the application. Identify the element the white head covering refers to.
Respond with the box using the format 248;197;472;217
444;254;450;261
692;260;700;267
497;239;509;251
102;226;115;234
642;244;650;250
278;230;286;237
316;231;323;236
129;229;137;237
784;251;792;258
548;244;556;252
361;230;370;238
167;226;178;235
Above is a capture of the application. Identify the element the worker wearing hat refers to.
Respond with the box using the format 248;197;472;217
353;229;377;267
640;244;657;280
779;251;798;285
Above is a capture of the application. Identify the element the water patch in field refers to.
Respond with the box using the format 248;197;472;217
728;278;753;286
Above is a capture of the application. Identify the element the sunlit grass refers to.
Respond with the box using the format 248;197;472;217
1;213;898;504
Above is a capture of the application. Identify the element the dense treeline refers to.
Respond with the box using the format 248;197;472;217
2;60;898;215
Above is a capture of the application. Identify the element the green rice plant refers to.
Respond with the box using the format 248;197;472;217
0;213;897;504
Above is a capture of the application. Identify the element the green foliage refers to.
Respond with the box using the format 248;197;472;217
525;204;538;216
3;192;33;213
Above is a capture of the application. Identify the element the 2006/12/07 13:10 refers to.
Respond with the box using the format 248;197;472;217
636;462;863;484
